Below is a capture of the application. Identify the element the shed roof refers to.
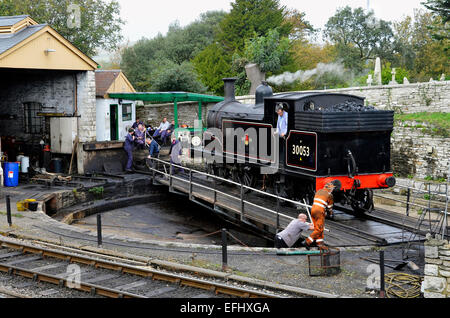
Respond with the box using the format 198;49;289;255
95;70;136;98
0;15;30;27
0;15;98;71
96;70;121;96
0;24;46;55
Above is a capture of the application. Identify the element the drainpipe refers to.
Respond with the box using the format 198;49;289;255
73;73;78;116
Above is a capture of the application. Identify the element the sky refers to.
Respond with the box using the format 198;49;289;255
116;0;426;42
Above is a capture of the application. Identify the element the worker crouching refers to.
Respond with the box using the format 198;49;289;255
306;181;341;249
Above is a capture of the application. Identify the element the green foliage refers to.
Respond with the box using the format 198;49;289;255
151;62;206;93
192;43;233;95
217;0;290;53
243;29;290;73
0;0;124;56
394;112;450;137
393;10;449;82
324;6;394;72
121;11;224;92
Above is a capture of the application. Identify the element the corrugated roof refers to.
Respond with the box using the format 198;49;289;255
0;24;46;55
0;15;29;27
95;70;121;97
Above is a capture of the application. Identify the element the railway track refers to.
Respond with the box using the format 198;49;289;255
0;237;296;298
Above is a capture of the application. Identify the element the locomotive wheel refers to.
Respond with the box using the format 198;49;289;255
351;189;374;214
232;168;255;191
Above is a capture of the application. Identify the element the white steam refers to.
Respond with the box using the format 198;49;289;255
267;63;346;86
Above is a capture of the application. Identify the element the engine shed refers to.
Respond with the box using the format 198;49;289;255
0;15;98;174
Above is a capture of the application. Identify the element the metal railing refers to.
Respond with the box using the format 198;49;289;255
141;157;316;232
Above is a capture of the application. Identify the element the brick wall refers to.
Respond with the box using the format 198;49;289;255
423;235;450;298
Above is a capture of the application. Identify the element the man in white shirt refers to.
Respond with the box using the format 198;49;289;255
275;214;314;248
153;118;170;140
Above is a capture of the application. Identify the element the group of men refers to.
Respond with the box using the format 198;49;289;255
124;117;183;174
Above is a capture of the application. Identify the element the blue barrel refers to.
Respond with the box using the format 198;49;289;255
4;162;19;187
51;158;63;173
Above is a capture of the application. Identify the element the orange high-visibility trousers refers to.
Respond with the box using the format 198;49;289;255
306;207;325;246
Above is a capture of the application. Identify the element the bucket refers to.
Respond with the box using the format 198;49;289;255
28;201;38;212
50;158;63;173
21;156;30;173
16;200;27;211
4;162;19;187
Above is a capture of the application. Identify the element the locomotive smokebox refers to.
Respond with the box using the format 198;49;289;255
223;78;237;102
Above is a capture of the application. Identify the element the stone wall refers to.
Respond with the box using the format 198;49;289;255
137;101;216;128
423;235;450;298
237;80;450;113
391;122;449;179
76;70;96;143
0;69;78;140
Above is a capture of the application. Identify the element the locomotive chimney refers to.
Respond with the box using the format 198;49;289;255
223;78;237;102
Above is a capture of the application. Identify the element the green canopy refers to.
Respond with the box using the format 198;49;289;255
108;92;224;127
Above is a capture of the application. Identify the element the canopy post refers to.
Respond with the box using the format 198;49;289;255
198;101;202;123
174;98;179;128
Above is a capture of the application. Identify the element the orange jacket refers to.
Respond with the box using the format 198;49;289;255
312;189;334;214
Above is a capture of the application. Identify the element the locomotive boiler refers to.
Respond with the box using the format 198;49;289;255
203;78;396;214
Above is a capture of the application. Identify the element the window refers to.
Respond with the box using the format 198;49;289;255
122;103;132;121
23;102;44;134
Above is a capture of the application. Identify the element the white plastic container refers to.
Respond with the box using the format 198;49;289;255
21;156;30;173
0;164;3;187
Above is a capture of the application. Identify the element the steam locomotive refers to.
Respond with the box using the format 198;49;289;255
200;78;396;214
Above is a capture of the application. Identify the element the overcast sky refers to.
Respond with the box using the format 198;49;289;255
116;0;426;42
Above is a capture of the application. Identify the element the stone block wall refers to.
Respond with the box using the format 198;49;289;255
391;122;449;179
0;69;78;140
136;101;215;128
76;70;96;143
237;81;450;113
423;235;450;298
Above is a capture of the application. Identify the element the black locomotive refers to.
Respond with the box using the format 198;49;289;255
201;78;396;214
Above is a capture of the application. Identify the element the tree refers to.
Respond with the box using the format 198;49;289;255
217;0;290;53
324;6;394;71
192;43;233;95
422;0;450;49
243;29;290;74
393;10;449;81
0;0;124;56
121;11;225;92
150;62;206;93
163;11;226;64
423;0;450;22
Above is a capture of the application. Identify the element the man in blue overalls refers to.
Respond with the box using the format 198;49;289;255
124;128;135;173
146;136;160;169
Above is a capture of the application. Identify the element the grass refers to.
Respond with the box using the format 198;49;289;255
0;211;24;218
395;112;450;137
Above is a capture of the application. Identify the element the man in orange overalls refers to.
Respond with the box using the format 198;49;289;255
306;182;339;249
